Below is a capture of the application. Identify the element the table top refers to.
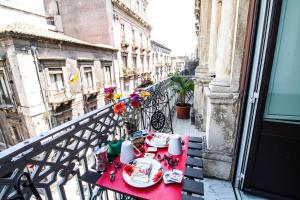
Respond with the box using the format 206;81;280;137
96;135;189;200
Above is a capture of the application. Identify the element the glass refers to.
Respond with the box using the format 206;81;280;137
264;0;300;122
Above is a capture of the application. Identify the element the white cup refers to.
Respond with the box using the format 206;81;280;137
168;134;182;155
120;140;141;164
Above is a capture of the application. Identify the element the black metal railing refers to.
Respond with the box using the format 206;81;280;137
0;78;178;200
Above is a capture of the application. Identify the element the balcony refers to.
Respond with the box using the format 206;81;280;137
0;78;185;199
48;90;74;104
121;35;130;48
82;87;99;96
131;41;139;51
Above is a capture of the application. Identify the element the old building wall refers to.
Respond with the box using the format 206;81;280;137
113;3;151;93
52;0;115;46
194;0;250;180
0;35;117;140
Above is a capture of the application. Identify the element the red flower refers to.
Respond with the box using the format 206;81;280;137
146;135;153;141
152;170;163;182
131;100;141;108
124;165;134;176
113;102;126;115
105;93;113;101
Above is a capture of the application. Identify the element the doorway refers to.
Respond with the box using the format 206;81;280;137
236;0;300;199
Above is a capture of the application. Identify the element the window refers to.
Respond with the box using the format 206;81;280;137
122;54;128;68
121;24;125;40
147;57;150;71
146;36;149;48
132;29;135;42
132;55;137;69
124;81;129;92
140;33;143;46
141;55;144;70
49;68;64;92
136;0;140;12
46;17;55;26
11;126;22;143
104;65;112;86
0;72;11;105
84;67;93;89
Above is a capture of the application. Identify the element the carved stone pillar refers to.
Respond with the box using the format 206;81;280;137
193;0;212;130
203;0;250;180
208;0;222;75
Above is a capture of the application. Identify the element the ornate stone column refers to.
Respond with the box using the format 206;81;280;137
193;0;212;131
208;0;222;76
203;0;250;180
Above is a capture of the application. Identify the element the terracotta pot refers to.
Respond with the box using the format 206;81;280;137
176;103;191;119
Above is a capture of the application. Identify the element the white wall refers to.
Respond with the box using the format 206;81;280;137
0;0;47;28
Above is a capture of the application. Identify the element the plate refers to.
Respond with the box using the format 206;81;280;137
122;158;163;188
145;132;170;148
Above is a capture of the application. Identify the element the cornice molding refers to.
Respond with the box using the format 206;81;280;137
112;0;152;30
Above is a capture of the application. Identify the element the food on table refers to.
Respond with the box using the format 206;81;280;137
144;153;155;159
157;154;163;161
124;165;134;176
131;161;152;183
152;169;163;182
147;147;157;152
149;133;170;146
146;135;153;140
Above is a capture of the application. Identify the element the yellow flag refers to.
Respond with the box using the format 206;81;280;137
68;71;79;84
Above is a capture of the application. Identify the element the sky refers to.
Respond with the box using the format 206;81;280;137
147;0;197;56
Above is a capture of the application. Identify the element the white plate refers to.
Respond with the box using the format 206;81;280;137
122;158;163;188
145;132;170;148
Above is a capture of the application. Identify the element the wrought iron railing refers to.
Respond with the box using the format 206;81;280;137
0;78;178;200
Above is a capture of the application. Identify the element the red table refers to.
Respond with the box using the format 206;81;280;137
96;136;189;200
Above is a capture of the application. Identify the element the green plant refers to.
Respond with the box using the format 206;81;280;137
171;75;194;105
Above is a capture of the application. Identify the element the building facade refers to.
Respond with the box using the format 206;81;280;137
150;40;171;82
0;1;118;150
44;0;152;94
193;0;250;180
171;56;189;74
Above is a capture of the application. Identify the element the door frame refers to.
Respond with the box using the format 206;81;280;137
234;0;286;199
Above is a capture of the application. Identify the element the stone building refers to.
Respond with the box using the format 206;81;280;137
194;0;300;199
193;0;249;180
150;40;171;82
0;1;118;150
44;0;152;94
171;56;189;74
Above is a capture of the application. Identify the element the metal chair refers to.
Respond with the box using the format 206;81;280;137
141;88;173;134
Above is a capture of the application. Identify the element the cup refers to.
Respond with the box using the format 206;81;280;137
108;140;123;156
168;134;182;155
120;140;141;164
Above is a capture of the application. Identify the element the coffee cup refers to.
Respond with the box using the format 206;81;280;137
168;134;182;155
120;140;141;164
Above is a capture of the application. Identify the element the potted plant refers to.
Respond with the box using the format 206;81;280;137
171;75;194;119
135;77;153;89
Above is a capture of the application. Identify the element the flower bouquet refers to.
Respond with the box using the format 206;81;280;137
104;87;116;104
113;90;151;135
